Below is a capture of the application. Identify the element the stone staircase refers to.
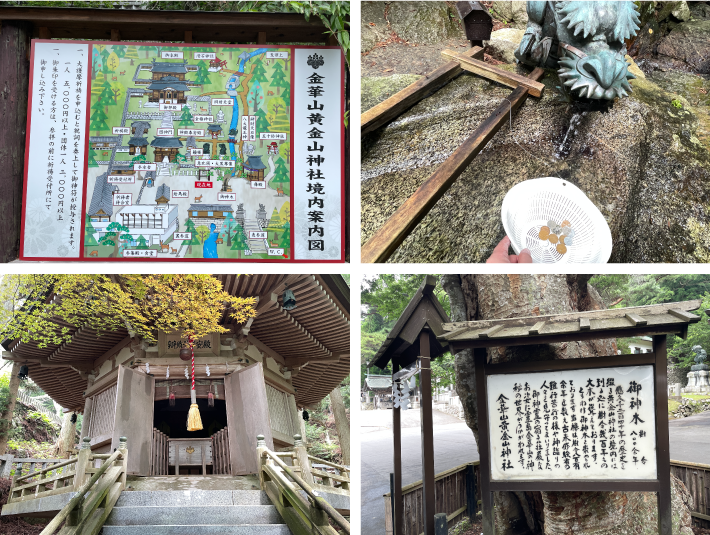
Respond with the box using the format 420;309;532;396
242;219;268;254
103;480;292;534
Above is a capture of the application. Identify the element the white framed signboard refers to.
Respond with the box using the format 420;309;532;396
487;365;657;481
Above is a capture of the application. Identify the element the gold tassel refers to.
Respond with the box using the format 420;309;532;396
187;403;203;431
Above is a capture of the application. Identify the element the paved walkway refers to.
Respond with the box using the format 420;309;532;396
361;409;710;535
361;410;478;535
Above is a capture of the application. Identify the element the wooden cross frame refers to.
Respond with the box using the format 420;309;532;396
361;47;545;263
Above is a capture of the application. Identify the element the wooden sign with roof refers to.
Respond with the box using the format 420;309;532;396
369;275;699;535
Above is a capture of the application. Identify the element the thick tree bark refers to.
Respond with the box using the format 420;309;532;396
443;275;623;535
0;362;22;455
56;411;76;459
329;386;350;466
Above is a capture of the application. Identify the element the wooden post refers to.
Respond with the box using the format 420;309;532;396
110;28;121;41
309;495;329;529
392;365;404;535
184;30;193;43
0;21;30;262
119;436;128;488
654;335;672;535
74;437;91;490
257;31;266;44
38;26;51;39
361;68;545;263
465;463;477;521
293;434;314;486
80;376;95;441
420;330;436;535
434;513;448;535
474;348;494;535
256;434;268;489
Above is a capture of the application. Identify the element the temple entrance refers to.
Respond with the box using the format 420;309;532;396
151;380;231;476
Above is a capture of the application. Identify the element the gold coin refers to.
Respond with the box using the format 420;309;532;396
560;235;566;245
561;220;571;228
548;233;559;244
539;226;550;240
557;243;567;254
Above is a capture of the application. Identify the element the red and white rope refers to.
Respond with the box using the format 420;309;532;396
190;336;195;391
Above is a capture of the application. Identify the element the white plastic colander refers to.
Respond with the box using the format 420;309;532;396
501;177;613;263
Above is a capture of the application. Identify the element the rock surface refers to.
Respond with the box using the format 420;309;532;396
490;1;528;29
541;474;694;535
657;19;710;74
361;63;710;263
484;28;526;64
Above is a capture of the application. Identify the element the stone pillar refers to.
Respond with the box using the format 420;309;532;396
674;384;681;397
699;370;709;388
687;371;697;388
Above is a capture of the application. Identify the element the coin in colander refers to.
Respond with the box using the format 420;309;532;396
548;233;559;244
556;243;567;254
539;226;551;240
561;235;573;246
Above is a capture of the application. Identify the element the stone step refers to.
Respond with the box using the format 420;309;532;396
105;505;283;526
103;525;292;535
116;490;271;507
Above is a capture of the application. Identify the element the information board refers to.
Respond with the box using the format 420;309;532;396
487;365;657;481
21;40;345;262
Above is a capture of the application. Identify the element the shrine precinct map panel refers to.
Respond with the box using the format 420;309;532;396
20;40;344;262
486;365;657;481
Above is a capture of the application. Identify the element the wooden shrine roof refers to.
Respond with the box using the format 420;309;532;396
369;275;450;371
3;275;350;411
439;300;702;353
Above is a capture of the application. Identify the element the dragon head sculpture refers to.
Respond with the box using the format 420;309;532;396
515;1;640;100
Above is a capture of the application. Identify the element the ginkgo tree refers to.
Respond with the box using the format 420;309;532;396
0;274;258;348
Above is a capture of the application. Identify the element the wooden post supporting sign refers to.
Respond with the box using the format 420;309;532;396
654;335;672;535
420;330;436;535
392;363;404;535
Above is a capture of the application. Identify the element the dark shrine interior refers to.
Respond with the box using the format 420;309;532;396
154;397;227;439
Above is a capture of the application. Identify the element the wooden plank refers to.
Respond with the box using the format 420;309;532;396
440;50;545;97
361;68;545;263
224;362;274;475
0;20;30;262
655;335;673;535
442;300;702;331
478;325;504;339
361;46;484;135
669;308;698;322
625;313;648;326
528;321;546;335
0;6;329;44
579;318;591;331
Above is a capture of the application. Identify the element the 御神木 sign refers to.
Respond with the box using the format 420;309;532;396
487;365;657;481
20;40;345;262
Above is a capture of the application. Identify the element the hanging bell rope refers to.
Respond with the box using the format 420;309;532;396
187;335;203;431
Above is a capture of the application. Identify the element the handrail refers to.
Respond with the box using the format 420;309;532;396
14;457;77;482
257;434;350;534
307;455;350;472
38;436;127;535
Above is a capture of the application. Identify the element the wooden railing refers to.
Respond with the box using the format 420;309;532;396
309;456;350;494
212;427;230;474
0;455;62;479
257;433;350;535
37;436;128;535
151;428;169;475
383;459;710;534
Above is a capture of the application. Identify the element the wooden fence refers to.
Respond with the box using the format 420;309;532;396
0;455;62;479
384;459;710;535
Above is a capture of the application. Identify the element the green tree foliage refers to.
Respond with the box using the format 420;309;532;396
84;215;98;246
230;224;249;258
196;225;211;243
125;45;139;64
136;235;149;249
267;96;289;132
112;45;127;59
270;157;289;186
87;149;99;168
0;275;258;346
89;103;109;133
193;60;211;85
254;107;270;133
250;56;268;83
269;61;288;95
278;226;290;250
281;85;290;111
178;105;194;127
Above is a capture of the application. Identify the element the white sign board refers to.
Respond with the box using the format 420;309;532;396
22;42;89;259
487;366;657;481
293;48;343;260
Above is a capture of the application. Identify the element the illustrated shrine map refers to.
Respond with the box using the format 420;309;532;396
21;41;344;261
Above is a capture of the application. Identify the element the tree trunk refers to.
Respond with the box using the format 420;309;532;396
0;362;22;455
56;411;76;459
442;275;618;535
329;385;350;466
